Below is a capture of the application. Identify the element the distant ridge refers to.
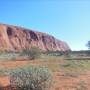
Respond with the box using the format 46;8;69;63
0;23;70;52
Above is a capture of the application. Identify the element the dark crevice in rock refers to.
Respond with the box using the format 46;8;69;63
14;35;17;37
42;35;46;45
7;27;13;36
29;31;38;41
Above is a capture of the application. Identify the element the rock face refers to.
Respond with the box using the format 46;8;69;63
0;24;70;52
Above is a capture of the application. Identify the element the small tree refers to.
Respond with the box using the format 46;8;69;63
86;41;90;49
21;47;42;60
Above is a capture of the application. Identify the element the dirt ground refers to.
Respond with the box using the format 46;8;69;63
50;71;90;90
0;60;90;90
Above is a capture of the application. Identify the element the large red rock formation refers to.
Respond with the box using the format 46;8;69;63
0;24;70;52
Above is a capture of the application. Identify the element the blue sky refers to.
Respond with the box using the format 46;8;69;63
0;0;90;50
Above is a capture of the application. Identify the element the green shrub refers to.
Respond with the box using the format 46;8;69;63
21;47;41;60
0;67;10;76
10;66;52;90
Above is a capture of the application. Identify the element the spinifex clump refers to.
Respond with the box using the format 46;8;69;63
10;66;52;90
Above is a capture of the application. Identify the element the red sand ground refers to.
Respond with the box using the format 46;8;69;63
0;60;90;90
50;71;90;90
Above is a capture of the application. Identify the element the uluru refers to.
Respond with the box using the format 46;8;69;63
0;24;70;52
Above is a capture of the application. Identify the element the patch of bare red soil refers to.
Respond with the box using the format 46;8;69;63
50;71;90;90
0;60;29;69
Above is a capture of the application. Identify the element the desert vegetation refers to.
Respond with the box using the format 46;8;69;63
20;47;42;60
10;66;52;90
0;49;90;90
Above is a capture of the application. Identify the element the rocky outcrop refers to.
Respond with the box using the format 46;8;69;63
0;24;70;52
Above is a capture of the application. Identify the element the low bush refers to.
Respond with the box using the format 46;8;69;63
20;47;42;60
10;66;52;90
